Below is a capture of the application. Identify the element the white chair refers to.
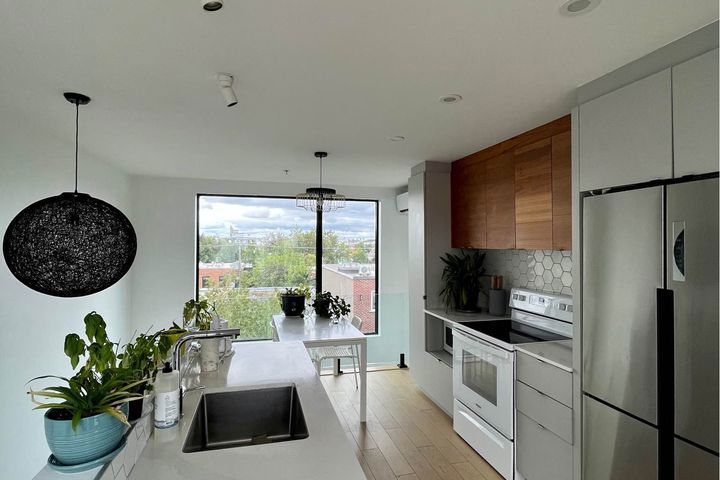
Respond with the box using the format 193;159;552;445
309;316;363;388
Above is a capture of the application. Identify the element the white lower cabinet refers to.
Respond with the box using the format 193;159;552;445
516;412;572;480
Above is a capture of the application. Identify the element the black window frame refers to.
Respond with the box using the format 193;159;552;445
195;193;380;336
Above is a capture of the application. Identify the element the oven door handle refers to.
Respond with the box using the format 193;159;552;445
452;328;512;358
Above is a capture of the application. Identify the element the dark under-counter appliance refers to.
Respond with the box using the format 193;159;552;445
582;176;718;480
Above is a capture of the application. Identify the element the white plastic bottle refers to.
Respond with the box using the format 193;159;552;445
154;362;180;429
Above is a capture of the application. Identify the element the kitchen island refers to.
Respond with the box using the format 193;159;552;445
130;341;365;480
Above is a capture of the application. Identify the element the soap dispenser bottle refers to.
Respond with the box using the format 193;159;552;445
154;362;180;429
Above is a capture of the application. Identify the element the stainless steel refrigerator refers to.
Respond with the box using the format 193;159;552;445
582;176;719;480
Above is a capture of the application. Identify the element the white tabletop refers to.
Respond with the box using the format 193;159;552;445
272;314;366;345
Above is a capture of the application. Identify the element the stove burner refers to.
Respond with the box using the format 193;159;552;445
459;320;569;344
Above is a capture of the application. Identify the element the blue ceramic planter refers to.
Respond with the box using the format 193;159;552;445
44;406;127;465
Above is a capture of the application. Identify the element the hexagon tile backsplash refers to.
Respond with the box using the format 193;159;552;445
482;249;572;296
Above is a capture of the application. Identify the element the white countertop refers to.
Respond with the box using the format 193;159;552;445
515;340;573;372
424;308;510;324
130;341;365;480
272;314;366;344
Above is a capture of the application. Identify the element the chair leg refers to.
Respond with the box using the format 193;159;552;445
351;348;358;389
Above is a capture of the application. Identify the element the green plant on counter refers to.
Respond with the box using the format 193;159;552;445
311;291;351;319
439;249;486;312
27;311;146;429
117;330;173;393
183;298;215;331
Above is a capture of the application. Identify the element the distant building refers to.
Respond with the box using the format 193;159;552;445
322;264;376;334
197;262;251;290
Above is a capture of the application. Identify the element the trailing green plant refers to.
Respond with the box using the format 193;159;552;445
311;291;351;319
439;249;486;311
117;330;173;393
183;298;215;331
27;311;147;429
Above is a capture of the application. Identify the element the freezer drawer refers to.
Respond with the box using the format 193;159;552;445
516;351;572;407
667;178;719;453
675;437;719;480
583;395;658;480
516;411;572;480
516;380;572;443
583;186;663;424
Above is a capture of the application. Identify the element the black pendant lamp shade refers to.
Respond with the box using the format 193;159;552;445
2;92;137;297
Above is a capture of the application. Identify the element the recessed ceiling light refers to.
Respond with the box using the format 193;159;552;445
389;136;406;142
439;94;462;104
202;0;223;12
559;0;600;16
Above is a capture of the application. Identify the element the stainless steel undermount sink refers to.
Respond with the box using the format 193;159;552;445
182;384;309;453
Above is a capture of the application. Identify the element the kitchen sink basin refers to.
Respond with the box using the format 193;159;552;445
182;384;309;453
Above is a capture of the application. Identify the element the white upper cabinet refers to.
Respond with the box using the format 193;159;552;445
672;49;719;177
578;69;673;191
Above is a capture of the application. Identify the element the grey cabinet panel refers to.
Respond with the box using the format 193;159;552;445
675;438;719;480
673;49;719;177
516;412;572;480
516;381;572;443
667;178;719;452
583;395;658;480
516;352;572;407
582;187;663;424
578;69;672;191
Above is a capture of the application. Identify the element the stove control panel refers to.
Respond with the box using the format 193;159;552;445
509;288;573;323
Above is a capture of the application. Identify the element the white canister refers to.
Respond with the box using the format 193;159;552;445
200;338;221;372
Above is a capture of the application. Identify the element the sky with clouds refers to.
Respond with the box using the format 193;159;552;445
199;195;377;241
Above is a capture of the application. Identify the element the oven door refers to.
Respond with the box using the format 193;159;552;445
452;328;514;439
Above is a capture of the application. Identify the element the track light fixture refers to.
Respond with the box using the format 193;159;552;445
217;74;237;107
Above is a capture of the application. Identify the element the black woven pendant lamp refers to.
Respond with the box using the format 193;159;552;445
2;92;137;297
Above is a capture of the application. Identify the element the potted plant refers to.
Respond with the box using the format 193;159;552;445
439;249;486;312
311;291;351;319
117;330;172;421
182;298;215;331
27;312;146;466
278;285;311;317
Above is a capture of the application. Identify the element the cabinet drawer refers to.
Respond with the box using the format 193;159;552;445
517;412;572;480
516;352;572;407
516;380;572;443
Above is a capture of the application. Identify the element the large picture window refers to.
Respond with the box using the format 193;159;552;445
196;195;379;340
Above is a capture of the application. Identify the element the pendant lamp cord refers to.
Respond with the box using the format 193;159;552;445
74;102;79;193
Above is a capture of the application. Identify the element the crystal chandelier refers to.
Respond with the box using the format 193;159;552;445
296;152;346;212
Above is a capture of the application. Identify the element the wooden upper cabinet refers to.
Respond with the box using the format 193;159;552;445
451;158;486;248
514;138;553;249
552;132;572;250
450;115;571;251
486;153;515;249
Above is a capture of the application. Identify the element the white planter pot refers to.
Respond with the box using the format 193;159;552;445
200;338;220;372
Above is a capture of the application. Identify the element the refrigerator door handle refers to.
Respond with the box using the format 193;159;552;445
657;287;675;480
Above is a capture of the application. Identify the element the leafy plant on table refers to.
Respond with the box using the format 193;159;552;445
276;284;311;305
27;311;147;429
183;298;215;331
311;291;351;319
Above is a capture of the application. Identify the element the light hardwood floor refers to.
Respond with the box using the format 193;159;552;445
320;369;504;480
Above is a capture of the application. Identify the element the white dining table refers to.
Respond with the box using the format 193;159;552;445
272;314;367;422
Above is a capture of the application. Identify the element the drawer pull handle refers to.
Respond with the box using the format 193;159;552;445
475;403;483;410
536;389;546;397
537;423;546;430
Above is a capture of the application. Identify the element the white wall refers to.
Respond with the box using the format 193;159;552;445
0;119;133;479
128;175;409;365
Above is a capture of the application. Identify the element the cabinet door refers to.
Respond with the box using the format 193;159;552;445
578;69;672;191
515;138;552;249
673;49;719;177
486;153;515;249
552;132;572;250
451;159;486;248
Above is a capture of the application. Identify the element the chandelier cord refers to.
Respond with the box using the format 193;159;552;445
74;102;79;193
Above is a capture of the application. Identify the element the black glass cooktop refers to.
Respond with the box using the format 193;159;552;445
460;320;569;344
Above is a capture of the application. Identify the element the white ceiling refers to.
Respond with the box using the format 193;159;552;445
1;1;717;188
